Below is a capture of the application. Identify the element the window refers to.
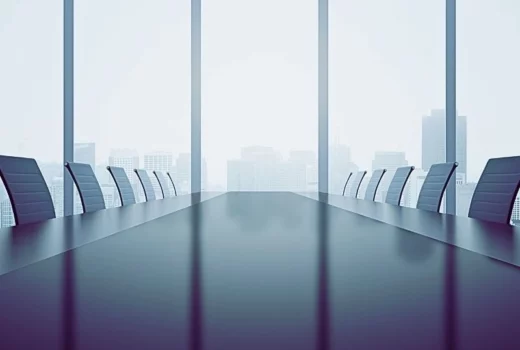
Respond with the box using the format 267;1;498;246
75;0;190;210
330;0;445;206
202;0;318;192
0;1;63;226
457;0;520;221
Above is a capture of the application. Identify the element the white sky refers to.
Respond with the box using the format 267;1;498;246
0;0;519;186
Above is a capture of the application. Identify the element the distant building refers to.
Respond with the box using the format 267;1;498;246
101;185;116;209
109;149;139;184
456;182;477;217
144;152;173;197
408;168;428;208
512;197;520;226
74;143;96;168
329;144;358;195
422;109;467;181
144;152;173;172
289;150;317;192
226;147;307;191
51;177;64;218
0;199;14;228
172;153;207;194
372;151;408;172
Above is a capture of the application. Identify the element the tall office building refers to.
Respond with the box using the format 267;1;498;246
372;151;408;171
144;152;174;197
0;199;14;228
101;185;116;209
144;152;173;172
422;109;467;180
51;177;64;218
173;153;207;194
456;182;477;217
74;143;96;168
109;149;139;184
227;147;308;191
512;197;520;225
289;150;317;191
329;143;358;195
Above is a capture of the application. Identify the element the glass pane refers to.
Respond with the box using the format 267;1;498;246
202;0;318;192
457;0;520;223
330;0;445;207
75;0;191;211
0;1;63;226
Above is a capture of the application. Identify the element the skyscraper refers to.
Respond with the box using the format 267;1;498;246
512;197;520;226
0;199;14;228
144;152;173;172
51;177;64;217
422;109;467;180
173;153;206;194
144;152;174;197
329;143;358;195
226;147;308;191
74;143;96;168
372;151;408;171
109;149;139;184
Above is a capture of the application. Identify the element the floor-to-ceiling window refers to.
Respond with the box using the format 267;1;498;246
330;0;445;207
457;0;520;222
202;0;318;192
0;1;63;226
75;0;190;211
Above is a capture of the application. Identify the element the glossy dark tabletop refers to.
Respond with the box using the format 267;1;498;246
1;192;520;350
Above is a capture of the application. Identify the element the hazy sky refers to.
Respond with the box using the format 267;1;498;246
0;0;519;186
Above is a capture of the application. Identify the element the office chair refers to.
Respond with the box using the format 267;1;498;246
349;171;367;199
0;155;55;225
106;166;136;206
65;162;106;213
134;169;156;202
364;169;387;201
416;162;458;212
385;166;414;206
468;156;520;224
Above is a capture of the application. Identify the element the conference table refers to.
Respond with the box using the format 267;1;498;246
1;192;520;349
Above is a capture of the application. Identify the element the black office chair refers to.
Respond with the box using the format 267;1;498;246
134;169;156;202
364;169;387;201
416;162;458;213
166;172;178;196
349;171;367;199
342;172;353;196
0;155;55;225
106;166;136;206
468;156;520;224
385;166;414;206
65;162;105;213
153;171;173;198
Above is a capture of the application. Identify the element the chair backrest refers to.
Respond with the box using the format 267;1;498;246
153;171;171;198
468;156;520;224
342;172;353;196
416;162;458;213
166;172;178;196
65;162;105;213
134;169;156;201
0;155;55;225
106;166;136;206
364;169;387;201
349;171;367;198
385;166;415;206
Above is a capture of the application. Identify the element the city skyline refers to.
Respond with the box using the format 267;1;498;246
2;1;520;187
